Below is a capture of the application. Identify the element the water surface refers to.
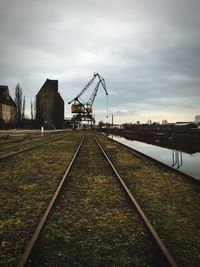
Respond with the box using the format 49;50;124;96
107;134;200;181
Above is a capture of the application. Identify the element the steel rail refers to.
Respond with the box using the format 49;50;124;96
0;135;53;152
0;133;71;161
0;141;30;152
18;135;86;267
100;133;200;183
94;135;178;267
0;132;62;152
0;137;25;146
95;132;142;159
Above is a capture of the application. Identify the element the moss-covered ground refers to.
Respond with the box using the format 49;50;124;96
97;133;200;267
31;133;165;267
1;131;199;266
0;135;26;146
0;132;55;148
0;131;83;266
0;131;67;157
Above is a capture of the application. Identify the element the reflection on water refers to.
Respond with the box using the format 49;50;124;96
172;150;183;169
107;134;200;181
108;132;200;154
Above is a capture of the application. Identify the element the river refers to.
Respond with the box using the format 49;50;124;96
106;134;200;181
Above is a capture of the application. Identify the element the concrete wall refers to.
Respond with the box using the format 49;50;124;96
0;85;16;124
1;104;16;122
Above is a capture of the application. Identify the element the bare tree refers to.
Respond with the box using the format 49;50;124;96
15;83;25;127
33;98;37;120
31;98;37;121
33;98;36;120
22;96;25;123
30;99;34;121
15;84;22;127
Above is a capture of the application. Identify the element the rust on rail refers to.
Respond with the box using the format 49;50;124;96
17;135;85;267
94;135;178;267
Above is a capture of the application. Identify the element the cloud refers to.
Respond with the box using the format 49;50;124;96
0;0;200;123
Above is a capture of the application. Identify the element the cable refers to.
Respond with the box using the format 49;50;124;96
106;94;108;119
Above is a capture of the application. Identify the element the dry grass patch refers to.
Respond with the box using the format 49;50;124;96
97;134;200;267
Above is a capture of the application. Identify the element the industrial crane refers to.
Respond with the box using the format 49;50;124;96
68;73;108;125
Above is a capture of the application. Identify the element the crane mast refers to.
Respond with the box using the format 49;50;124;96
68;73;108;125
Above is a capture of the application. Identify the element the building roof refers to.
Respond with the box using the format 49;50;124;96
175;122;194;126
37;79;59;96
174;122;197;128
0;86;16;107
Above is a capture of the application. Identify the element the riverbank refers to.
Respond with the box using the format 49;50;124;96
100;128;200;153
105;133;200;181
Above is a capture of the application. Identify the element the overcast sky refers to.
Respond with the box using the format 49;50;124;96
0;0;200;124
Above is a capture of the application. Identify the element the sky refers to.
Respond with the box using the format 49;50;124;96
0;0;200;124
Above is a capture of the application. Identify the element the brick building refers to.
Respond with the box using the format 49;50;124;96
0;85;16;125
36;79;64;129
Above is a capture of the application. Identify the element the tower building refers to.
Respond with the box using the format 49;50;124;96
36;79;64;129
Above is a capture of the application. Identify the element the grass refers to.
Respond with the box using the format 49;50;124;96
97;133;200;267
0;135;26;146
31;134;164;267
1;130;199;266
0;132;67;157
0;132;83;266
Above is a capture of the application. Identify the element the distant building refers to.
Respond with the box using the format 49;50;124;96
64;117;73;128
194;115;200;125
162;120;168;125
36;79;64;129
175;122;197;130
0;85;16;125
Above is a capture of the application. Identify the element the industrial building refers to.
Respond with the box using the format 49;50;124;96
0;85;16;125
174;122;197;130
36;79;64;129
194;115;200;125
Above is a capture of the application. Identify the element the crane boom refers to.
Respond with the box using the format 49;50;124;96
87;76;108;107
87;80;101;107
68;73;97;104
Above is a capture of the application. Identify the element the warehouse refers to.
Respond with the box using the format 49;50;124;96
0;85;16;126
36;79;64;129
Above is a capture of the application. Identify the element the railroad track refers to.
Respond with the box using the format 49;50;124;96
96;133;200;267
18;134;177;267
0;131;86;267
0;136;46;152
0;132;54;152
0;136;25;146
0;131;72;161
0;131;56;147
